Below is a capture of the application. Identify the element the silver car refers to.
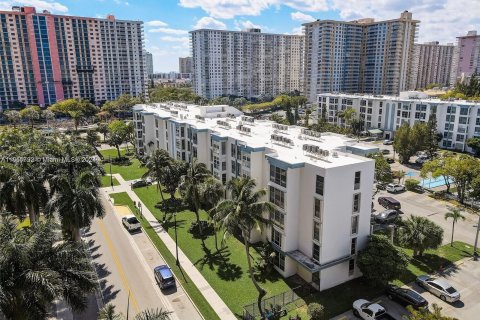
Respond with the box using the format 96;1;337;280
416;275;460;303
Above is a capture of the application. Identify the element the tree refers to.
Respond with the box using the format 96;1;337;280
424;114;440;158
404;304;458;320
399;216;443;256
201;177;225;250
212;177;274;315
392;170;405;184
3;110;21;128
357;234;409;286
108;120;129;159
97;122;109;141
0;218;97;319
368;154;393;186
46;169;105;241
405;178;420;191
421;155;452;193
161;160;188;200
149;87;201;103
393;122;428;164
179;159;210;223
337;107;356;129
444;207;465;246
466;137;480;155
307;303;325;320
443;154;479;203
19;105;41;128
143;149;172;205
98;304;123;320
86;130;99;147
134;309;172;320
49;99;98;132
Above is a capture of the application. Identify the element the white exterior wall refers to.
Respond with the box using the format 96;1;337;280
132;102;375;291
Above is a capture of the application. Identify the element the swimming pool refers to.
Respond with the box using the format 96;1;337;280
421;176;454;189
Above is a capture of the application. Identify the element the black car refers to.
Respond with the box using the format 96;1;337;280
373;209;399;224
131;179;152;189
386;158;395;164
386;285;428;310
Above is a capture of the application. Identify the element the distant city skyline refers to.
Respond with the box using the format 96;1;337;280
1;0;478;72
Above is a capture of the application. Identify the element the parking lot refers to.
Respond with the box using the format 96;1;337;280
332;258;479;320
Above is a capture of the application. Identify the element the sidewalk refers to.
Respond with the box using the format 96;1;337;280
103;174;236;320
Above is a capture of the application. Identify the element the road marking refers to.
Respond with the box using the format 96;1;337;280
97;219;141;314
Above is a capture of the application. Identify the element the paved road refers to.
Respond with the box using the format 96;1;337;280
83;194;202;320
373;189;478;246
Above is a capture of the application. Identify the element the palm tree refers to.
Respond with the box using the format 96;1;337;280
200;177;225;250
134;308;172;320
180;159;210;223
0;218;97;319
46;169;105;241
399;215;444;256
445;207;466;246
98;304;123;320
212;177;274;315
143;149;172;204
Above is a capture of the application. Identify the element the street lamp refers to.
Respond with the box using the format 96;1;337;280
109;155;113;190
174;212;179;266
474;214;480;261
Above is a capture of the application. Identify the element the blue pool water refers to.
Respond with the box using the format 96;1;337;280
421;176;453;189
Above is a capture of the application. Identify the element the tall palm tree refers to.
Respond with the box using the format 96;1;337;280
0;218;97;319
201;177;225;250
445;207;466;246
212;177;274;315
46;169;105;241
180;159;210;223
143;149;172;204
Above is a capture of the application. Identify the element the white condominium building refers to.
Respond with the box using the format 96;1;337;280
190;28;304;99
304;11;418;102
411;42;455;89
318;91;480;152
133;102;375;291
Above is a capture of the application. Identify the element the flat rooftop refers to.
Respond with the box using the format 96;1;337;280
135;103;375;169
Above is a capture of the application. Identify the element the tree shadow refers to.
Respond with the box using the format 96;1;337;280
194;241;243;281
161;217;187;232
100;280;120;303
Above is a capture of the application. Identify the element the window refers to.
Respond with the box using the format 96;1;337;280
351;215;359;235
316;175;324;195
273;250;285;271
351;238;357;255
348;259;355;275
314;198;322;220
269;186;285;209
231;160;236;174
313;221;321;241
353;194;360;212
271;210;285;228
312;272;320;286
312;243;320;262
272;228;282;247
354;171;361;190
270;165;287;187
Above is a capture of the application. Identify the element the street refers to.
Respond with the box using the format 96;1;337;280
83;194;202;320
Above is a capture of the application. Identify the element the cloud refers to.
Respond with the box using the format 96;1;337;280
0;0;68;12
179;0;327;19
146;20;168;27
160;36;190;43
234;20;262;31
291;26;304;35
291;11;315;22
193;16;226;30
149;27;188;35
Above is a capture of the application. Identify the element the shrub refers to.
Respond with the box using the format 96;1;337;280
405;178;420;191
307;303;324;320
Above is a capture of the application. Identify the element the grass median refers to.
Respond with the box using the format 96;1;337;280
101;175;119;187
100;148;147;181
109;192;221;320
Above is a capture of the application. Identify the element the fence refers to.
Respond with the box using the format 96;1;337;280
243;286;305;320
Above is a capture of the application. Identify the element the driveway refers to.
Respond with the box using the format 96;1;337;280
373;189;478;246
332;258;479;320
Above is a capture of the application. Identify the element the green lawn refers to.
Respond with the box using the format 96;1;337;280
134;186;291;316
109;192;221;320
100;148;147;181
101;175;120;187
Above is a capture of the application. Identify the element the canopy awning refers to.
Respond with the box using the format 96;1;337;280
368;129;383;134
284;249;352;273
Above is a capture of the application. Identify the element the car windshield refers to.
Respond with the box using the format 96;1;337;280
445;287;457;294
376;309;386;316
127;217;138;224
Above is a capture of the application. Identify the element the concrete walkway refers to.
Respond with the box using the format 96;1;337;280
103;174;237;320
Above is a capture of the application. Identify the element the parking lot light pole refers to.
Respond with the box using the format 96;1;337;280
174;212;179;266
474;214;480;261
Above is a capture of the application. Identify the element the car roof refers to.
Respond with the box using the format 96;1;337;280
379;196;399;203
430;278;452;289
154;265;173;278
124;214;137;219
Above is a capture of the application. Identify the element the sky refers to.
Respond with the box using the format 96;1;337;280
1;0;479;72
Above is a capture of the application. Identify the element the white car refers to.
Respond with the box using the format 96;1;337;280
122;215;141;232
352;299;395;320
386;183;405;193
416;275;460;303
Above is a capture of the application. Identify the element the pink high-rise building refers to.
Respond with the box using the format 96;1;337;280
0;6;147;109
450;30;480;84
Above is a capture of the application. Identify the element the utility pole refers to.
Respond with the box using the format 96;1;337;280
174;212;179;266
126;291;130;320
474;214;480;261
109;155;113;190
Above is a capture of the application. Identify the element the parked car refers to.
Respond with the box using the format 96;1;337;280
386;158;395;164
415;156;430;165
376;182;387;190
352;299;396;320
122;215;141;232
383;140;393;145
381;149;390;155
385;284;428;310
154;265;176;290
131;179;151;188
378;197;401;210
416;275;460;303
386;183;405;193
373;209;399;224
